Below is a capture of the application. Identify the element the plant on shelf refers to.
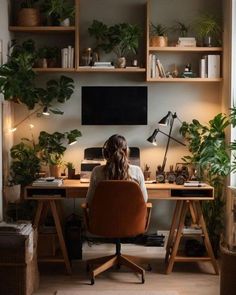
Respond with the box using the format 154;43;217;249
179;113;231;255
42;0;75;26
149;22;168;47
37;129;81;177
36;46;60;68
89;21;141;68
65;162;75;179
17;0;41;26
171;21;189;37
0;39;75;112
193;13;222;47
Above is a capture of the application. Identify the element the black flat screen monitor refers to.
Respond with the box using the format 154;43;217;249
82;86;147;125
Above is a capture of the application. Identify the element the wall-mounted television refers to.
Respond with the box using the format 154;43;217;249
81;86;148;125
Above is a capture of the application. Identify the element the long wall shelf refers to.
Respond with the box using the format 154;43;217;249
149;47;223;52
9;26;76;33
33;67;146;73
147;78;222;83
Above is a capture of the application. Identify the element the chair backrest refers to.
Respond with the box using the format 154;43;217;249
88;180;147;238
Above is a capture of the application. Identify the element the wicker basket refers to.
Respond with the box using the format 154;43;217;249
17;8;40;26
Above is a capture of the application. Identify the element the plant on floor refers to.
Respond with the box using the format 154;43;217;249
179;113;231;254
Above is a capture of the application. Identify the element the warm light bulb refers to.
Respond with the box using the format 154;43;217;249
9;127;17;133
29;124;34;129
69;140;77;146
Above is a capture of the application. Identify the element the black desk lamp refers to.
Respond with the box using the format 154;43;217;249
147;111;185;172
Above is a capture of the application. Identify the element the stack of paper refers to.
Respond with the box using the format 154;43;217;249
32;178;63;187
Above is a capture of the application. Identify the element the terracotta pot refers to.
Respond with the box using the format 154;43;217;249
17;8;41;26
49;165;61;178
150;36;168;47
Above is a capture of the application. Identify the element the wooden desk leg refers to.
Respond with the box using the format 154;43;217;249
34;201;44;227
194;201;219;275
189;202;197;225
165;200;183;263
166;201;188;274
49;200;72;275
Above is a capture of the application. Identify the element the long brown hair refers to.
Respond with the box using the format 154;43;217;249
103;134;130;180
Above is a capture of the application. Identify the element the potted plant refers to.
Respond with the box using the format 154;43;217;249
180;113;231;255
193;13;222;47
88;20;141;67
150;22;168;47
0;39;75;112
42;0;75;26
16;0;41;26
37;129;81;177
65;162;75;179
36;46;60;68
171;21;189;37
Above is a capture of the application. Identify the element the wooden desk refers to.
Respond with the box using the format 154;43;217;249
25;180;218;275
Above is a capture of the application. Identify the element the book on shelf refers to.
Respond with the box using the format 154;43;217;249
149;54;165;78
200;55;220;78
184;181;207;187
182;226;202;234
32;178;63;187
61;45;74;68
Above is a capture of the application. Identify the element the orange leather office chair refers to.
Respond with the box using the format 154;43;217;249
81;180;152;285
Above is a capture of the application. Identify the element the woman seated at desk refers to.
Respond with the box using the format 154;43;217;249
86;134;148;205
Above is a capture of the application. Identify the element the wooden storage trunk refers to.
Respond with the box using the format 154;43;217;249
0;225;39;295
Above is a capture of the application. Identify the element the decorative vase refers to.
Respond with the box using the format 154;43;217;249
117;57;126;68
17;8;40;26
203;36;213;47
150;36;168;47
60;18;70;27
4;184;21;203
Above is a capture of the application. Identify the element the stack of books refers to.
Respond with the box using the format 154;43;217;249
177;37;197;47
91;61;115;68
61;45;74;68
32;178;63;187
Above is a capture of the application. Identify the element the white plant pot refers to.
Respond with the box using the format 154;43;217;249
60;18;70;27
5;184;21;203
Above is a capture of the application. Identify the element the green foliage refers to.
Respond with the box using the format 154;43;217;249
42;0;75;21
180;113;231;253
37;46;60;59
193;13;221;44
150;23;168;36
10;140;41;186
171;21;189;37
37;129;82;165
88;20;141;58
0;39;75;112
65;162;75;169
20;0;39;9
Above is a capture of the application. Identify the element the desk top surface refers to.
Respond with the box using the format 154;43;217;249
25;180;214;200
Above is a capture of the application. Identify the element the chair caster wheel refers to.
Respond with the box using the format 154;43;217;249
91;278;95;285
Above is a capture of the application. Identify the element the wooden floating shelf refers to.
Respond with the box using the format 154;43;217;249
9;26;76;32
147;78;222;82
149;46;223;52
33;68;76;72
77;67;146;73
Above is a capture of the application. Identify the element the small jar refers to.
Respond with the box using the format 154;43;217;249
81;48;92;66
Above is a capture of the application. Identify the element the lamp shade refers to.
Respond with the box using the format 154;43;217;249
158;111;171;126
147;129;158;145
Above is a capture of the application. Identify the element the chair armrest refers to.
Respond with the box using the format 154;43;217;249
145;202;152;231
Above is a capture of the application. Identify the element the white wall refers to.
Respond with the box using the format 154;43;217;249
13;0;223;229
0;0;11;221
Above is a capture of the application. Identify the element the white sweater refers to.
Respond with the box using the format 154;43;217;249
86;164;148;205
